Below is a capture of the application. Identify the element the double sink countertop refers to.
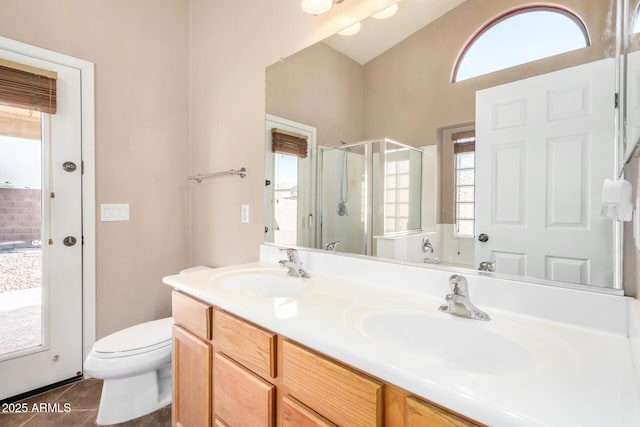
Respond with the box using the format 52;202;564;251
164;247;640;427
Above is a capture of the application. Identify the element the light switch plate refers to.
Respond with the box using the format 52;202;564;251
241;204;249;224
101;204;130;222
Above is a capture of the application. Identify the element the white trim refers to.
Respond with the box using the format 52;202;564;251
0;36;96;363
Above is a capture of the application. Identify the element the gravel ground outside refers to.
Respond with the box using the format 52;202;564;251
0;251;42;293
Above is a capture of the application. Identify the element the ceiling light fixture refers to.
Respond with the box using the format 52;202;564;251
337;22;361;36
371;3;399;20
301;0;344;15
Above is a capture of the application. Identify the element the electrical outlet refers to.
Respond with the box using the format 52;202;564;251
241;204;250;224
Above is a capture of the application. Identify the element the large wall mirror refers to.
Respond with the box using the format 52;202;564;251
265;0;623;291
624;0;640;164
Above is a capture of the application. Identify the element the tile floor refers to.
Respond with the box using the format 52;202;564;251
0;378;171;426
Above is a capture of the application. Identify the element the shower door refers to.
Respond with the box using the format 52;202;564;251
320;140;423;256
320;145;368;255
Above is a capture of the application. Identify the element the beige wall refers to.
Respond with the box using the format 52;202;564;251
266;42;365;147
0;0;190;338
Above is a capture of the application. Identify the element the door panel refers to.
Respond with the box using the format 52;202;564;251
264;115;317;248
0;50;83;400
476;58;615;287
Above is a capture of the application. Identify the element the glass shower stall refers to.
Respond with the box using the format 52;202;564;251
319;138;423;256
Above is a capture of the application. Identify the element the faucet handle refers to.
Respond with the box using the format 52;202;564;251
279;247;299;263
449;274;469;297
478;261;495;272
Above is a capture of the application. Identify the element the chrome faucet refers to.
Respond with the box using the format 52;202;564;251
478;261;495;272
279;248;311;278
422;238;440;263
422;237;434;253
439;274;490;321
325;241;340;252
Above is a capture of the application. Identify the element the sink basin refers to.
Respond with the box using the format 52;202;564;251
214;269;308;298
351;308;544;375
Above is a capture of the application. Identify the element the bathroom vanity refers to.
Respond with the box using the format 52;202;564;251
170;290;476;427
164;245;640;426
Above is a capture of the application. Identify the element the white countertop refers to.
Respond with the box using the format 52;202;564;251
163;254;640;427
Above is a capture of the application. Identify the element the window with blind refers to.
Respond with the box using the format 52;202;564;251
453;131;475;238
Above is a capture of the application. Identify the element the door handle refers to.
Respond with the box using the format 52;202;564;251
63;236;77;246
62;161;77;172
478;233;489;242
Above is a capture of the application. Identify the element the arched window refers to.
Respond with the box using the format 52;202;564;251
453;6;590;82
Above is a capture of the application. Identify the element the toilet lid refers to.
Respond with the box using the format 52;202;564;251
93;317;173;355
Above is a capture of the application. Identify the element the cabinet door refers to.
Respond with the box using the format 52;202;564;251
214;352;275;427
173;325;212;427
406;396;477;427
282;340;383;427
282;395;337;427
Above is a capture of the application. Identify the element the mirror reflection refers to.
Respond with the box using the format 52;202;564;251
265;0;620;289
320;139;423;256
625;1;640;163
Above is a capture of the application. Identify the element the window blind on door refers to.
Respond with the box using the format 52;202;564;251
271;128;308;158
0;58;57;114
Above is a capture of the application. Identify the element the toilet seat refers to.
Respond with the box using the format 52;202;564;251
92;317;173;358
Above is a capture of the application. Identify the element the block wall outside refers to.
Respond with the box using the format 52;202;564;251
0;188;41;250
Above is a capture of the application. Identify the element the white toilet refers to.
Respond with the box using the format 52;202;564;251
84;317;174;425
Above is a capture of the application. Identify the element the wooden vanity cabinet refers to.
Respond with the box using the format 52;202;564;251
171;291;214;427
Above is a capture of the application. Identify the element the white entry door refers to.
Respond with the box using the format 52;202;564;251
0;49;83;400
264;114;317;248
475;58;615;287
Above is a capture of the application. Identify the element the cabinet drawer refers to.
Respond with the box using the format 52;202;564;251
214;310;276;380
406;396;479;427
282;395;337;427
172;291;212;341
214;352;275;427
282;340;383;427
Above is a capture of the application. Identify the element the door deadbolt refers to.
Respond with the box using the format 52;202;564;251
62;161;77;172
63;236;77;246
